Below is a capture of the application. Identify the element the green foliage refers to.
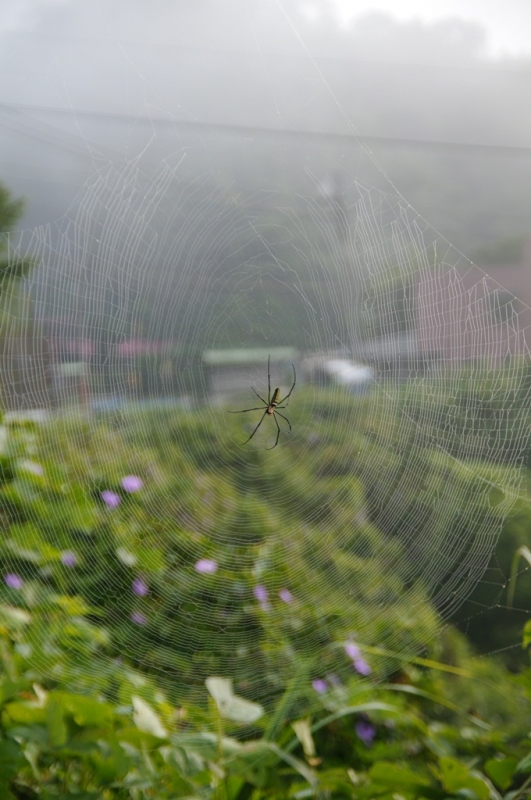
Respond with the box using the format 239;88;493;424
0;592;529;797
0;375;529;794
0;182;33;286
0;184;24;234
473;236;524;266
0;398;448;705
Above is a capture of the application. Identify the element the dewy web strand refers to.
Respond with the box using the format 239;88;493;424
1;148;529;695
0;3;530;700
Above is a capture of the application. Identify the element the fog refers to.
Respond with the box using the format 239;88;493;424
1;0;531;383
0;0;530;250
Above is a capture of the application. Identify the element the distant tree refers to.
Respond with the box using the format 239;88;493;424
0;181;32;289
473;235;524;267
0;182;39;410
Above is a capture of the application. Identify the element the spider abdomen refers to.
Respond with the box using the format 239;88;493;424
228;358;295;449
268;388;281;413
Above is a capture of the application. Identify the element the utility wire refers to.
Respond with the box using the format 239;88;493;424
1;101;531;157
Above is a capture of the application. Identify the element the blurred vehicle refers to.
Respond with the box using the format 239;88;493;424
323;359;374;394
304;355;373;394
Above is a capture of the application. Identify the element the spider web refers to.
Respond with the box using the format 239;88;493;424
0;0;529;704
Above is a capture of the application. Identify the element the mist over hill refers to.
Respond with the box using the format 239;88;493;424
1;0;530;357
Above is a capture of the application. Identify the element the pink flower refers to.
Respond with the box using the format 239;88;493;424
312;679;328;694
279;588;294;604
130;611;147;625
345;641;361;660
354;658;371;676
253;585;268;602
132;577;149;597
101;490;121;508
356;719;376;745
121;475;143;492
195;559;218;574
61;551;77;567
4;573;23;589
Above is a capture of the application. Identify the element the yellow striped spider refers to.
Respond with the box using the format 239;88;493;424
229;355;296;449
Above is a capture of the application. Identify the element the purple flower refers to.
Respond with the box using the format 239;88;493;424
312;679;328;694
355;720;376;745
101;490;121;508
4;573;23;590
121;475;143;493
132;577;149;597
345;641;361;660
253;585;268;602
61;551;77;567
130;611;147;625
195;559;218;574
279;588;294;604
354;658;371;676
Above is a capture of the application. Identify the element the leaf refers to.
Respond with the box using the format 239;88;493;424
62;693;114;726
516;751;531;773
509;546;531;609
485;757;517;790
90;741;131;783
47;696;67;747
206;677;233;704
292;719;316;758
52;794;100;800
523;620;531;650
132;695;168;739
52;595;91;616
171;731;241;760
206;677;264;724
369;762;431;790
263;663;310;742
439;757;490;800
116;546;137;566
4;701;46;726
225;743;301;788
219;696;265;725
0;604;31;627
5;540;43;563
0;739;24;794
135;546;164;572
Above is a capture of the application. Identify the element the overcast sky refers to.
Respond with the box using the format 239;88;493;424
2;1;531;59
1;0;530;237
326;0;531;58
0;0;530;349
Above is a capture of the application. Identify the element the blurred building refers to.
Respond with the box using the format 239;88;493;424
302;353;374;393
203;347;298;399
415;243;531;363
359;241;531;378
357;333;423;380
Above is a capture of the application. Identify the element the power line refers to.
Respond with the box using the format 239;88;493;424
1;101;531;157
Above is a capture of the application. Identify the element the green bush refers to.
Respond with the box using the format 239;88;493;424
0;378;528;795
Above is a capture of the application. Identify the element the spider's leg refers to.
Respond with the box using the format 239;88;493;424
251;386;268;405
275;411;291;431
242;410;268;445
227;407;265;413
267;354;271;405
266;413;281;450
277;364;296;405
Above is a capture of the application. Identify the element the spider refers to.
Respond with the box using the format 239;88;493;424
228;355;296;450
